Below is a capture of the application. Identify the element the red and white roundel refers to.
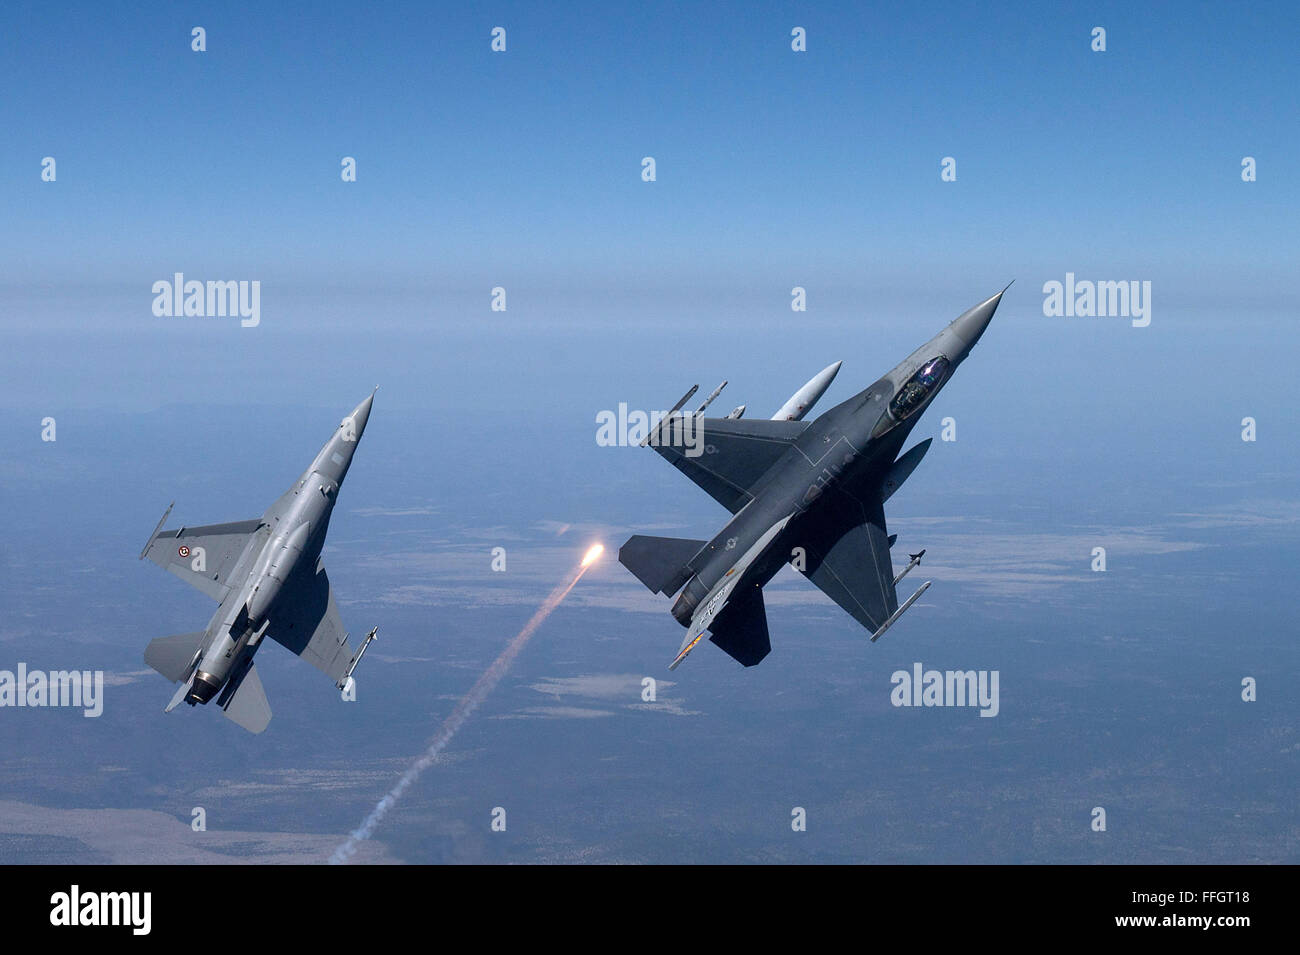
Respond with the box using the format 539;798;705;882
178;545;191;558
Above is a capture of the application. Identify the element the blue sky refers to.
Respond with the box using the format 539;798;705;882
2;0;1296;426
2;0;1295;288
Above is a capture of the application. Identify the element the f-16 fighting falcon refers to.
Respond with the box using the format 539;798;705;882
139;392;380;733
619;287;1007;670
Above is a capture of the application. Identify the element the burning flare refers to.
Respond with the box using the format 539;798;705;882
581;543;604;567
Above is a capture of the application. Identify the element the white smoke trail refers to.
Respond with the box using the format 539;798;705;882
329;556;595;864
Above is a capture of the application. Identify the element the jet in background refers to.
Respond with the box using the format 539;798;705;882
619;288;1007;669
139;392;380;732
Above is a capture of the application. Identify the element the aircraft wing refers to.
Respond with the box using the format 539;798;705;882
141;516;265;602
648;415;807;513
266;558;355;685
791;487;899;633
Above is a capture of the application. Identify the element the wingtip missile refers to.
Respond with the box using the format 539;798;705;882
338;626;379;690
871;580;932;642
139;502;175;560
668;385;699;415
640;384;699;447
694;380;728;415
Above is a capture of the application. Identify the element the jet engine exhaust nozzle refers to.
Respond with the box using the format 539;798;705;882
671;589;699;627
185;671;223;706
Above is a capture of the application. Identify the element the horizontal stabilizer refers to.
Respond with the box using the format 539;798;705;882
144;631;206;683
619;535;706;596
708;587;771;667
221;663;271;734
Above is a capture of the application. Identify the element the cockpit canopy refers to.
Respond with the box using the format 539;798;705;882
889;356;950;421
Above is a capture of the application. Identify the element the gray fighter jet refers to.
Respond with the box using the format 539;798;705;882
619;287;1007;669
139;392;380;733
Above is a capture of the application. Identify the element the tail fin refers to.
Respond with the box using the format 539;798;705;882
144;632;206;683
219;663;272;734
619;535;707;596
708;587;771;667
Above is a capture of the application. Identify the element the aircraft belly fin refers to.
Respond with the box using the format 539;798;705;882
619;535;707;595
648;416;807;514
792;489;899;634
142;518;265;601
164;675;196;712
220;662;271;734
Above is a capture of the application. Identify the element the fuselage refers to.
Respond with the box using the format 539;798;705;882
669;291;1002;630
184;397;372;705
670;377;912;626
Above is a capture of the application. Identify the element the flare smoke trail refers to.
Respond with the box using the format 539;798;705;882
329;545;602;864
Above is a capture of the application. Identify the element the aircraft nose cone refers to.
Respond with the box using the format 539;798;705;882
950;284;1010;350
347;389;376;438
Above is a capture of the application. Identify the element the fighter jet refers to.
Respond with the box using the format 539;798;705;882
619;287;1007;669
138;392;380;733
